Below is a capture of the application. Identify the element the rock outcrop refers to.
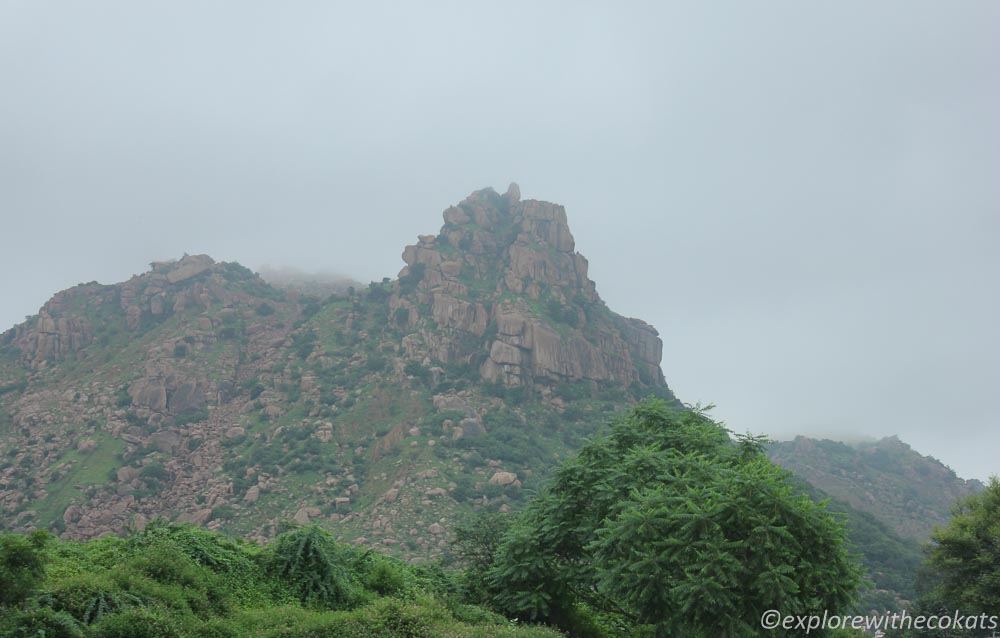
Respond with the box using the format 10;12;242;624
9;292;97;369
7;255;233;369
391;184;668;390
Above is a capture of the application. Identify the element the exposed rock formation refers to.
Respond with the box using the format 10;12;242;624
391;184;667;390
9;295;97;368
7;255;233;369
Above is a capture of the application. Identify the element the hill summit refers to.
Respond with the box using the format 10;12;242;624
391;183;665;389
0;185;674;558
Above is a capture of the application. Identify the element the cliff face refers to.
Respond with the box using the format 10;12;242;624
391;184;666;391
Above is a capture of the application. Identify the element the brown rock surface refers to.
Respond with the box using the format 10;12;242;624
389;185;669;390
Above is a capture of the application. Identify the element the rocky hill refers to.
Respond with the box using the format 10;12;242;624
766;437;986;611
0;185;674;560
768;436;984;540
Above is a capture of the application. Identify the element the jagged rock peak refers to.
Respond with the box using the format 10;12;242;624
392;186;668;391
504;182;521;203
400;185;590;300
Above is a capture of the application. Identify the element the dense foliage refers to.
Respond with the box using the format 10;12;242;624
477;399;863;637
0;522;560;638
789;478;924;611
890;478;1000;637
0;400;876;637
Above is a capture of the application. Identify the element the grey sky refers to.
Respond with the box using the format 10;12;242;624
2;2;998;480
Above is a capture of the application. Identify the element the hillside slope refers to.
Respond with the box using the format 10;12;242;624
0;185;674;562
768;436;983;541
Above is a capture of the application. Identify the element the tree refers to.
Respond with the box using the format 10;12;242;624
487;399;862;637
451;511;512;603
0;529;49;608
926;477;1000;612
892;478;1000;637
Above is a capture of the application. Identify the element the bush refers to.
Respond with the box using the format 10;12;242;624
139;462;170;483
264;526;358;610
49;572;142;625
117;544;232;618
91;607;183;638
0;608;84;638
126;522;258;577
292;329;318;359
256;303;276;316
365;353;388;373
398;263;426;295
362;557;409;597
403;360;431;384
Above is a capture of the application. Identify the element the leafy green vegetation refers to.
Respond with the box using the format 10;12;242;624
0;522;561;638
1;401;879;638
478;399;863;637
891;478;1000;637
789;478;923;611
0;530;49;607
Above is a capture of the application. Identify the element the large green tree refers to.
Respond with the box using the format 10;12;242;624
892;478;1000;638
925;477;1000;612
486;399;862;637
0;529;49;608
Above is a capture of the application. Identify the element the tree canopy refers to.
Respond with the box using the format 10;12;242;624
484;398;863;637
893;477;1000;637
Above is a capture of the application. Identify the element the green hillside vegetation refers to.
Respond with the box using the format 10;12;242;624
456;400;865;637
787;478;924;611
1;400;869;638
766;436;984;612
889;478;1000;638
0;522;560;638
768;437;982;541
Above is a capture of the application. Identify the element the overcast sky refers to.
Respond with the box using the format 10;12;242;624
2;2;997;480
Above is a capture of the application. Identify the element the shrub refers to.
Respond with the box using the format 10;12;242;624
0;608;84;638
362;557;409;597
292;329;318;359
49;572;143;625
365;353;388;373
139;462;170;483
91;607;183;638
264;526;358;610
398;263;425;295
256;303;276;316
117;544;232;618
403;360;430;384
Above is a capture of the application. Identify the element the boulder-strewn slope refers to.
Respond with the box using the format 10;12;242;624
0;185;675;560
